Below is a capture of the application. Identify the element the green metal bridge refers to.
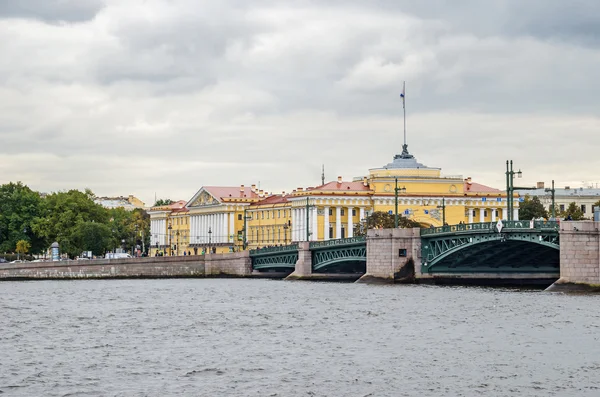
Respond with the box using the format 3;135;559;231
421;220;560;275
250;220;560;277
249;236;367;273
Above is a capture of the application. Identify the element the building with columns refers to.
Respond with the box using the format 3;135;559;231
149;200;189;257
148;146;514;254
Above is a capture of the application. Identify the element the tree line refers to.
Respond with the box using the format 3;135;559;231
0;182;151;259
518;195;599;221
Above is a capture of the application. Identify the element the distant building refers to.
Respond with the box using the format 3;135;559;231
148;146;510;254
515;183;600;219
94;195;146;211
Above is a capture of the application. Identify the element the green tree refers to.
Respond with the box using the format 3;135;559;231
564;202;585;220
15;239;31;260
153;199;173;206
32;189;109;257
354;211;420;236
72;222;113;256
518;195;548;220
0;182;45;254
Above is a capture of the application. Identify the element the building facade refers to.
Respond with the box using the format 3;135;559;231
148;147;514;254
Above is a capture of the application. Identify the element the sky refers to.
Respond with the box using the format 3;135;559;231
1;0;599;206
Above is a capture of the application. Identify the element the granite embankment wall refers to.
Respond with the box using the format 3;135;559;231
547;221;600;292
0;252;252;280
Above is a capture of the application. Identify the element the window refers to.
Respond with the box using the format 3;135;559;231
278;210;281;218
484;210;488;217
329;227;334;239
560;204;565;212
261;212;264;219
267;211;270;219
472;210;476;217
581;205;587;214
238;214;242;221
329;209;333;216
341;209;345;216
352;209;356;217
341;227;346;239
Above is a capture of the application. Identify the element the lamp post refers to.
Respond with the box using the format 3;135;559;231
167;223;172;256
394;177;407;228
242;208;252;250
283;222;289;244
545;180;556;219
505;160;522;221
176;231;180;256
437;197;446;226
208;226;212;247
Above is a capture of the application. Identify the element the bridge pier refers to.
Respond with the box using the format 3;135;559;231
285;242;312;280
547;221;600;292
357;228;421;284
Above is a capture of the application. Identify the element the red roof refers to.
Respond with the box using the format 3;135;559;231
170;200;189;213
250;194;289;206
464;182;501;193
308;181;371;192
204;186;260;200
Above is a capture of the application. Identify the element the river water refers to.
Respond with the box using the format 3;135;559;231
1;279;599;396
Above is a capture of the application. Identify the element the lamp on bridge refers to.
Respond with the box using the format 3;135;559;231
394;177;407;228
168;223;172;256
545;180;556;219
437;197;446;226
506;160;535;222
208;226;212;247
283;222;289;244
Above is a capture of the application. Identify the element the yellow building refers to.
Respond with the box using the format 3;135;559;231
149;200;189;257
149;146;512;252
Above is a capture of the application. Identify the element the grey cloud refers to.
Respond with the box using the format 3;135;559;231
0;0;105;22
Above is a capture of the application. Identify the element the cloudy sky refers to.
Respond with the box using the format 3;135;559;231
1;0;599;206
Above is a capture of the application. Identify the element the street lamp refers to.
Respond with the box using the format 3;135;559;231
545;180;556;219
208;226;212;247
176;230;180;256
505;160;534;221
168;223;172;256
394;177;407;228
437;197;446;226
283;222;289;244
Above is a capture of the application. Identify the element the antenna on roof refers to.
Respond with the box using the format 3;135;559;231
321;164;325;185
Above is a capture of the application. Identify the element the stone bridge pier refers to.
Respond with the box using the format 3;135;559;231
547;221;600;292
357;228;422;284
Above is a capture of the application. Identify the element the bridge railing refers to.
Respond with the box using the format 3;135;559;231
309;236;366;249
249;244;298;256
421;220;559;236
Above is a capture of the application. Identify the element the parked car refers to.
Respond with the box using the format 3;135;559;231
105;253;132;259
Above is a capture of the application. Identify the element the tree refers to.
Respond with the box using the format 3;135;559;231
15;239;31;260
153;199;173;206
354;211;421;236
32;189;109;257
564;202;585;220
72;222;113;256
518;195;548;220
0;182;45;254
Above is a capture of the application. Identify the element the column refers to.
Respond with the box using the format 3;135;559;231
311;207;318;241
291;208;296;241
201;215;205;243
222;213;229;243
299;207;305;241
347;207;354;238
479;208;485;222
513;208;519;221
229;212;234;244
336;207;342;239
468;208;474;223
359;207;365;222
324;206;330;240
491;208;497;222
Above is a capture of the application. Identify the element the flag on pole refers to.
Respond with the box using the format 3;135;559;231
400;81;405;109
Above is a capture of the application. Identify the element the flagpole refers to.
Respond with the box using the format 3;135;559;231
403;81;406;147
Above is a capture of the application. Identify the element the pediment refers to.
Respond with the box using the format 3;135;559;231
187;188;221;208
